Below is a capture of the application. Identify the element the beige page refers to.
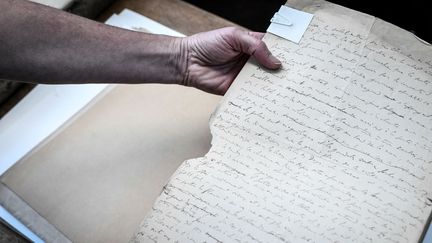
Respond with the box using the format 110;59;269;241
1;84;220;242
131;0;432;242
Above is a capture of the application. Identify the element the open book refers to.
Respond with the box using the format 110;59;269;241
131;0;432;242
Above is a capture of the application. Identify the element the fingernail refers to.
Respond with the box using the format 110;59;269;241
269;55;282;67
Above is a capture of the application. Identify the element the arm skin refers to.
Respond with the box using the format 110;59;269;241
0;0;281;95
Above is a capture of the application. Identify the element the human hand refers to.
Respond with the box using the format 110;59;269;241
178;27;281;95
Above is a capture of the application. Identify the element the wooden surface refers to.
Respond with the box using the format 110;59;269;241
98;0;242;35
0;221;29;243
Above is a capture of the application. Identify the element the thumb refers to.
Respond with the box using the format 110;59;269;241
234;30;281;70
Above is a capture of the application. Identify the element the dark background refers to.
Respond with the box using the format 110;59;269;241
184;0;431;43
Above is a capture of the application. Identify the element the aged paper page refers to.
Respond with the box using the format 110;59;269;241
132;1;432;242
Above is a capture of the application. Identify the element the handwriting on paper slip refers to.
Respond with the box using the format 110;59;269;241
268;5;314;43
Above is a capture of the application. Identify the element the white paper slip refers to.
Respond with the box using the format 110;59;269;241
267;5;313;43
271;12;293;26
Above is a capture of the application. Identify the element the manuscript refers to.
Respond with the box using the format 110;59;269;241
132;0;432;242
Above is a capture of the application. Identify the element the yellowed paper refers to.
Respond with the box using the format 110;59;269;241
132;1;432;242
1;84;220;242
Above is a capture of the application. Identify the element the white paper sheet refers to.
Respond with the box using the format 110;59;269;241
267;5;313;43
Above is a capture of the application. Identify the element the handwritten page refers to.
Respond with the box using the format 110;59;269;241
131;1;432;242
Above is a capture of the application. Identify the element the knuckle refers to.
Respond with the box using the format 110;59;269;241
223;26;238;35
250;40;265;54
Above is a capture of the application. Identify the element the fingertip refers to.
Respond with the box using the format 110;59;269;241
267;55;282;69
252;42;282;70
233;29;282;70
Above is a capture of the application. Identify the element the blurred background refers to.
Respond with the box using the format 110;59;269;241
184;0;431;43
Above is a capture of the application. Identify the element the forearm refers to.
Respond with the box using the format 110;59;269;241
0;0;186;84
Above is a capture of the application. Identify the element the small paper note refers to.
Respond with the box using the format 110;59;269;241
267;5;313;43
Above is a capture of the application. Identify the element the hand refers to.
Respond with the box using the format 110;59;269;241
179;27;281;95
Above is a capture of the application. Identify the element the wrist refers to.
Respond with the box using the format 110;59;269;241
122;33;189;85
176;37;190;87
